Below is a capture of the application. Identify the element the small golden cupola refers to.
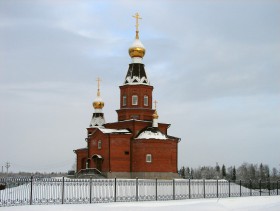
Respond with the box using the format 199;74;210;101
90;77;106;128
129;12;146;61
92;77;104;109
152;100;159;127
152;110;159;119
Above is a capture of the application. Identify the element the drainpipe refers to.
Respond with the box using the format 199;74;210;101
108;134;111;172
86;137;90;168
131;120;135;174
176;140;178;173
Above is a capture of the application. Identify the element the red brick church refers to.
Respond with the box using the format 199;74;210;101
74;13;180;179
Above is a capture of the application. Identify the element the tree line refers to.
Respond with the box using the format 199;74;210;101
179;163;280;181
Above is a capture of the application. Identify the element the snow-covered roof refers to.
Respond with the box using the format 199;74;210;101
92;154;102;159
89;113;105;128
99;128;131;134
73;148;87;152
136;127;168;140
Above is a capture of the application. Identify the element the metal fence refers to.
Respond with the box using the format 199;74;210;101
0;177;279;207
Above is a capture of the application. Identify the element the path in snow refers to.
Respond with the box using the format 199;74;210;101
1;196;280;211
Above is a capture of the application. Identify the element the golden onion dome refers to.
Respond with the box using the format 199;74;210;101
92;78;104;109
93;77;104;109
129;35;146;58
93;95;104;109
152;110;159;119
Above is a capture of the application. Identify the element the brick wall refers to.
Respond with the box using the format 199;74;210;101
132;139;178;173
75;149;87;172
109;134;131;172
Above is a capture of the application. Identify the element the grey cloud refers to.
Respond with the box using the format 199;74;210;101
0;0;279;172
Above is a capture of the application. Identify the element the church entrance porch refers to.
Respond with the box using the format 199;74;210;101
92;154;103;172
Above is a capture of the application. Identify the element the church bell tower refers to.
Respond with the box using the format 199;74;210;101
116;13;154;121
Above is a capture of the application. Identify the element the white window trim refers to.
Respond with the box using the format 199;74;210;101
144;95;148;106
132;95;138;105
146;154;152;163
123;95;127;106
98;140;102;149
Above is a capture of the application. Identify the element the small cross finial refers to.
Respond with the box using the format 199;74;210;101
132;12;142;39
96;77;102;96
154;100;158;110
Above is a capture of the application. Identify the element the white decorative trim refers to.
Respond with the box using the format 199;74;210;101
152;119;158;128
132;95;138;105
89;116;105;127
146;154;152;163
131;57;143;63
124;76;150;85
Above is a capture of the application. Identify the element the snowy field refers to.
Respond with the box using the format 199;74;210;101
0;196;280;211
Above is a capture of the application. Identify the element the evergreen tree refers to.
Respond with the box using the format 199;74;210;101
215;163;220;173
259;163;265;180
186;167;190;178
215;163;221;179
181;166;186;178
222;164;226;178
190;168;194;179
264;165;270;179
232;166;236;181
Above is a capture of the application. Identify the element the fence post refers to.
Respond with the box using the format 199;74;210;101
259;179;262;196
62;177;65;204
216;179;219;198
136;177;138;201
89;177;92;204
229;180;231;197
30;176;33;205
155;178;158;201
239;180;241;197
268;179;270;196
277;180;279;195
250;179;252;196
188;178;191;199
173;179;175;200
114;178;117;202
203;179;205;198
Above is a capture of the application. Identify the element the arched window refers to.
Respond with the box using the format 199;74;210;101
146;154;152;163
144;95;148;106
132;95;138;105
123;95;127;106
98;140;102;149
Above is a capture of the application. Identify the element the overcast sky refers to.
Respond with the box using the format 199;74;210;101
0;0;279;173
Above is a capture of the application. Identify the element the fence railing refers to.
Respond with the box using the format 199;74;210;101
0;177;279;207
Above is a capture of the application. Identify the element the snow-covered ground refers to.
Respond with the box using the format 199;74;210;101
0;196;279;211
1;178;279;211
1;178;268;206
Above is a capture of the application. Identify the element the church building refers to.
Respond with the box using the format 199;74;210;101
74;13;180;179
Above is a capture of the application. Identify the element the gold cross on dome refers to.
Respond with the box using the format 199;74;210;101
96;77;101;96
154;100;158;110
132;12;142;32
